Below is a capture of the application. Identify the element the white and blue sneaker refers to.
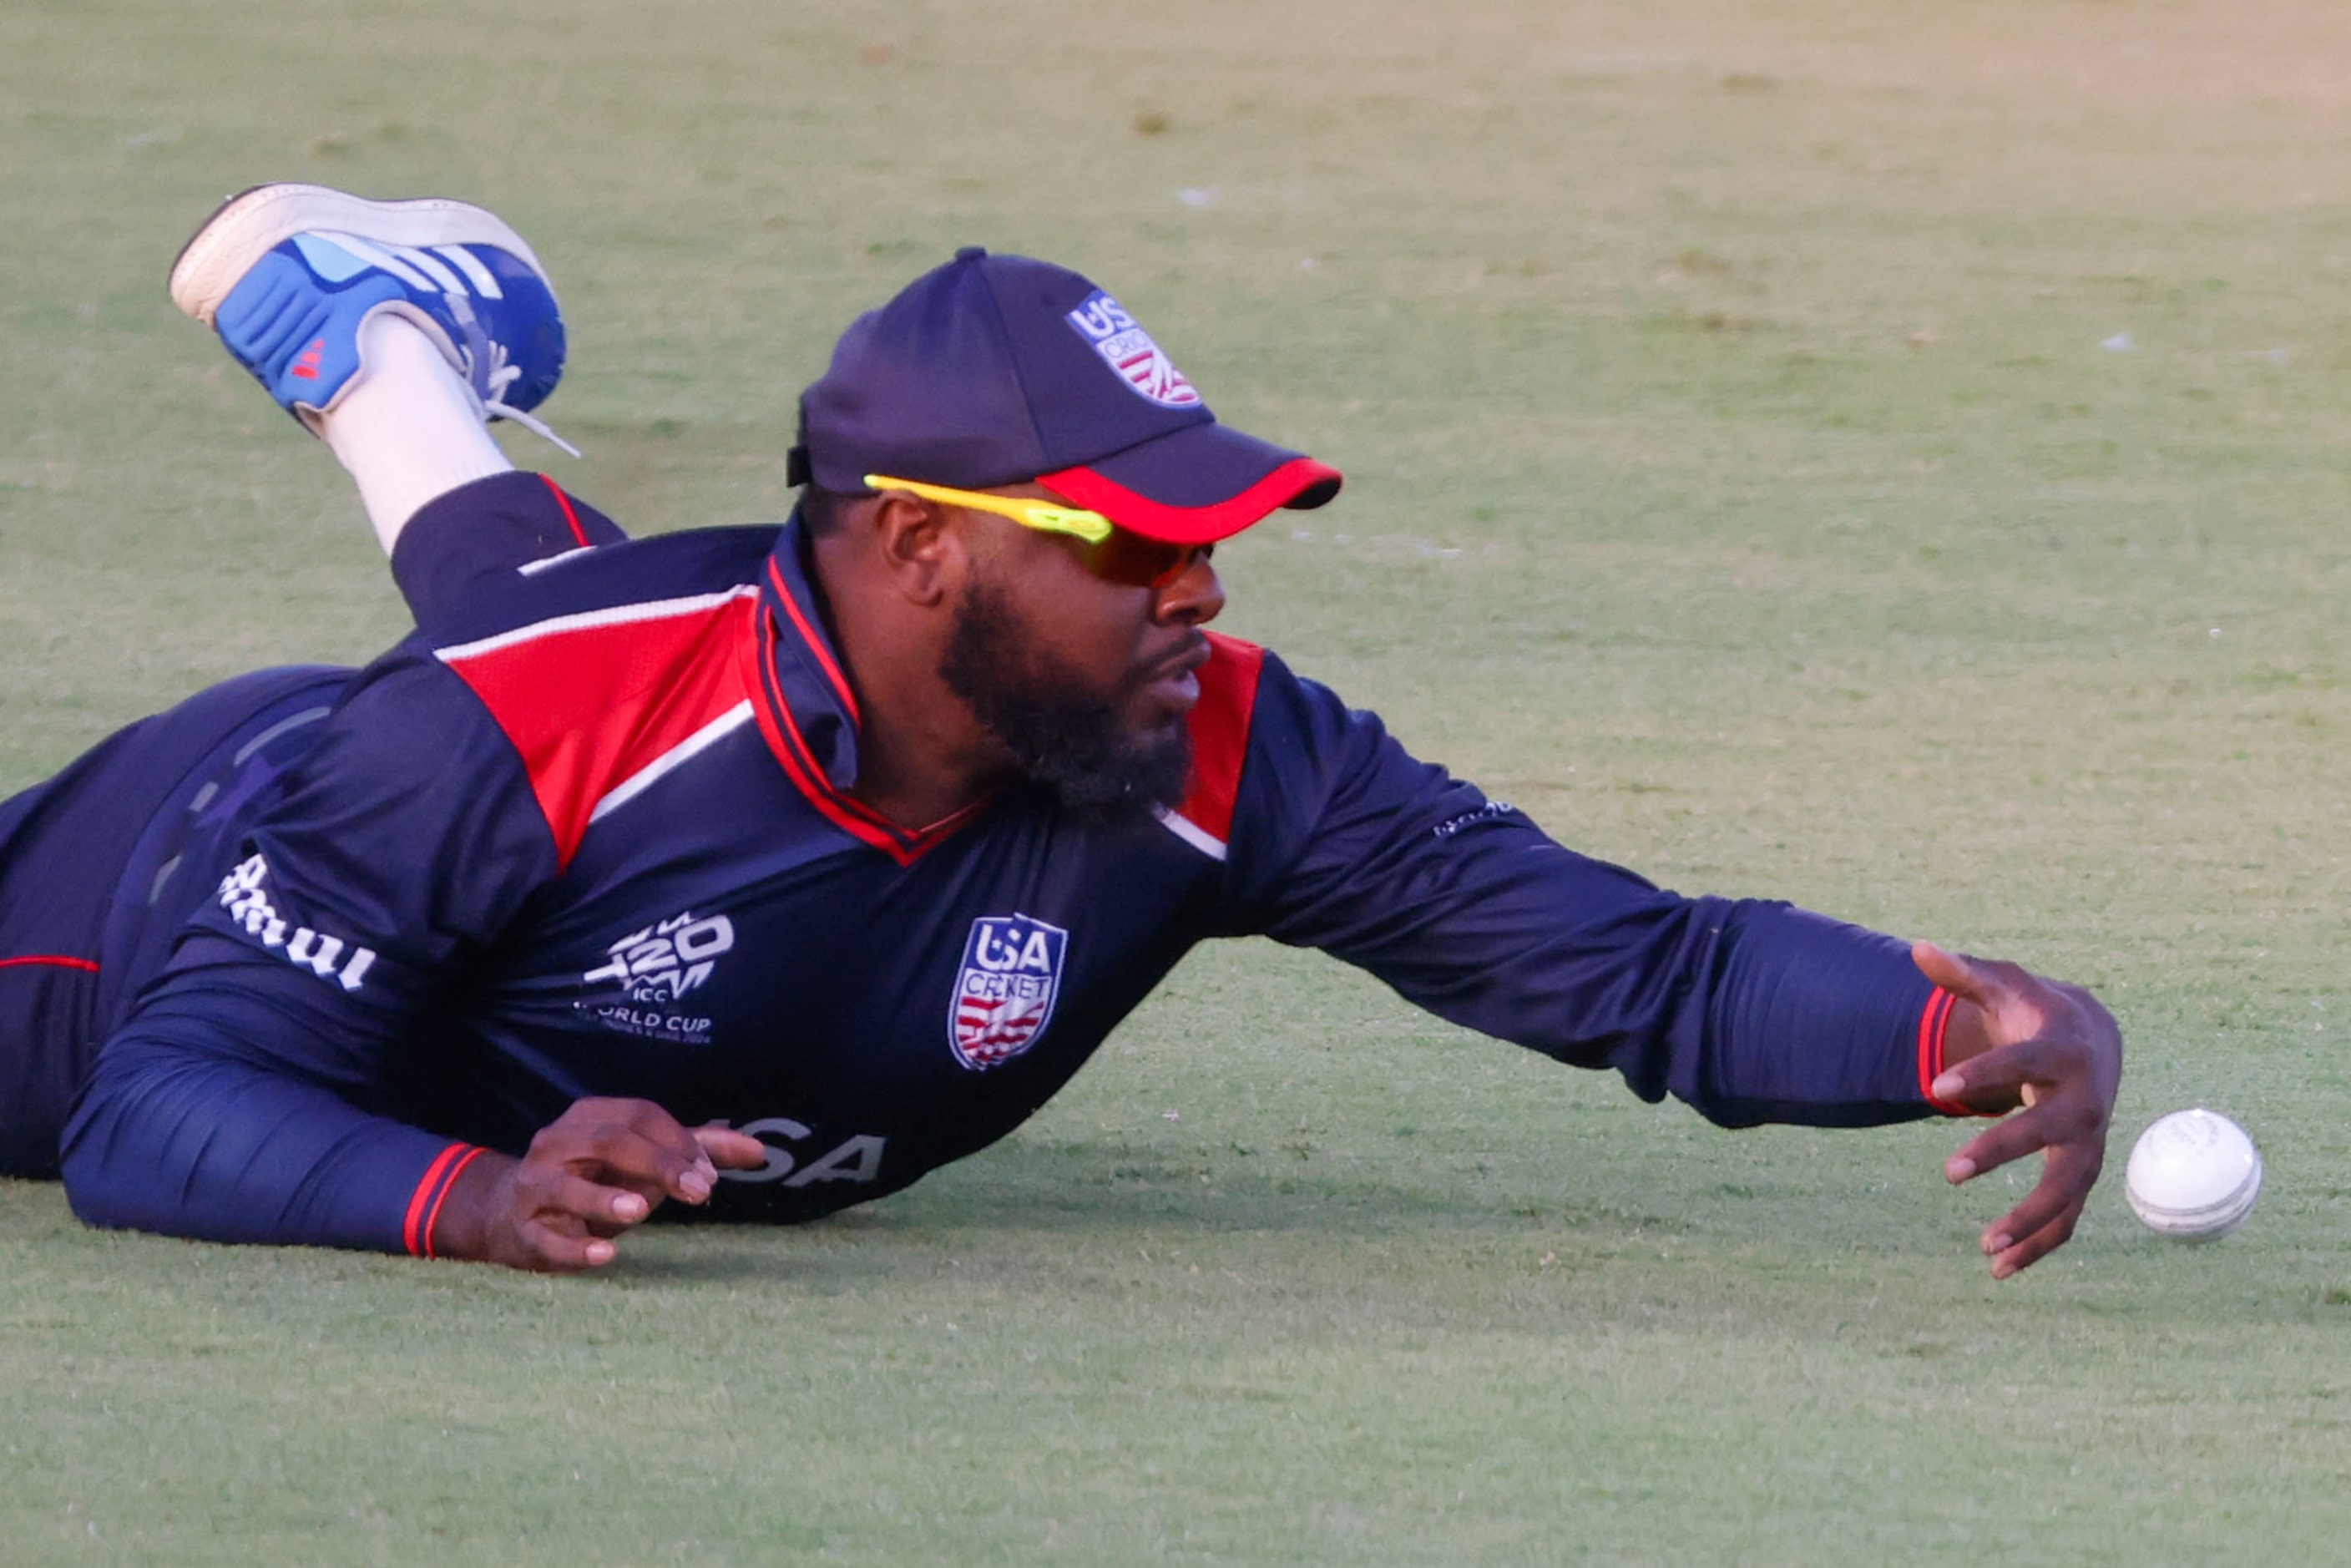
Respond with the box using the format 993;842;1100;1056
169;182;574;451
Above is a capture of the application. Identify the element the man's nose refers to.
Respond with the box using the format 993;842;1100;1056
1154;552;1224;626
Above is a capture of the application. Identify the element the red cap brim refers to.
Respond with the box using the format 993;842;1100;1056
1040;457;1343;546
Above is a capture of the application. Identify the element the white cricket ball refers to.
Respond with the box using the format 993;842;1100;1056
2124;1108;2263;1242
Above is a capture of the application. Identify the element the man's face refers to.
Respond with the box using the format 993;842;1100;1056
937;496;1225;822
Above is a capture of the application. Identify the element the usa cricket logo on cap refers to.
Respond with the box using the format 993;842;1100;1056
948;913;1069;1070
1065;291;1201;408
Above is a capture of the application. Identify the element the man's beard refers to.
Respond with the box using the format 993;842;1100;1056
939;577;1194;825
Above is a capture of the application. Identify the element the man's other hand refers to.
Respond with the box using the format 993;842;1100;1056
429;1098;770;1271
1914;942;2125;1281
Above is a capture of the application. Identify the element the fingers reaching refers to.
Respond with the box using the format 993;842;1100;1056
536;1097;727;1206
1978;1162;2091;1278
475;1166;650;1272
1909;941;1982;1003
1930;1035;2080;1114
1943;1101;2063;1186
695;1124;772;1171
515;1216;621;1273
1909;946;2123;1281
450;1097;759;1271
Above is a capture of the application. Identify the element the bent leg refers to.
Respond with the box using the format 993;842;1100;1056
170;183;611;604
388;470;630;631
321;313;518;549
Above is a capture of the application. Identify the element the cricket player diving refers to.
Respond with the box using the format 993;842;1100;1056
0;184;2121;1277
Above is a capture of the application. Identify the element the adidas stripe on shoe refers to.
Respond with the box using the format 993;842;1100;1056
169;183;572;451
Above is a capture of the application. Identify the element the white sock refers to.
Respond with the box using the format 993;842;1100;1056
320;312;513;554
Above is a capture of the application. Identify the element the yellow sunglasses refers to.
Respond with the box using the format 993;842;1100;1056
863;474;1114;545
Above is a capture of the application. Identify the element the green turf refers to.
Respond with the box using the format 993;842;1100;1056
7;1;2351;1561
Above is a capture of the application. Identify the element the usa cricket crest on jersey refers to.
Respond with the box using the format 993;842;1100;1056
948;913;1069;1070
1065;291;1201;408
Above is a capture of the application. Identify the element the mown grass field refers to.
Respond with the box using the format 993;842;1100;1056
5;1;2351;1561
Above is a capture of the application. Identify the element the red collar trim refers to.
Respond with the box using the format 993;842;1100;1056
763;555;862;728
738;599;982;867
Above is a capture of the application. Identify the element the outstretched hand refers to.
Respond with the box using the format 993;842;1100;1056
430;1097;770;1272
1913;943;2123;1280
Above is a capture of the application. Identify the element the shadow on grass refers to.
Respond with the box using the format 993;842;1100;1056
638;1139;1936;1272
8;1133;1958;1292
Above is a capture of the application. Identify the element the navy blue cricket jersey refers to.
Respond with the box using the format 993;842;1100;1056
44;474;1966;1257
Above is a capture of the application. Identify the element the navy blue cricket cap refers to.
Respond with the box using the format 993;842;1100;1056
788;248;1342;546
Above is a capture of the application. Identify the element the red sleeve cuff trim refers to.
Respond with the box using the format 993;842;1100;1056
1916;988;1972;1116
420;1147;487;1260
403;1142;482;1258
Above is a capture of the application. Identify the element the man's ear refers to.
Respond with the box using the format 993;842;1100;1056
867;494;961;608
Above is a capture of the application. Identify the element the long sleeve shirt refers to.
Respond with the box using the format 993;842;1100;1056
60;508;1956;1255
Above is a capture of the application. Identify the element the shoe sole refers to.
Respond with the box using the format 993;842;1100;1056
168;182;549;326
